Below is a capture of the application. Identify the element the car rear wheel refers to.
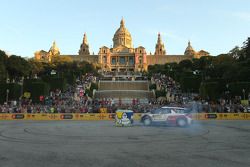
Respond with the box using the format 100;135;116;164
176;118;187;127
143;117;152;126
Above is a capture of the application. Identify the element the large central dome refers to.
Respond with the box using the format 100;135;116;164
113;18;133;48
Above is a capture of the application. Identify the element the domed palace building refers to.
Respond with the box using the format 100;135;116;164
34;19;210;72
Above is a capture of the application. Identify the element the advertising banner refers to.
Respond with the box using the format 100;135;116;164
0;113;250;121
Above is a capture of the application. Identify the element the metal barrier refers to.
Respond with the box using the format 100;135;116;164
0;113;250;121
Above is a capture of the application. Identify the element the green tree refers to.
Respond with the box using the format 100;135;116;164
6;55;31;79
180;76;202;93
229;46;242;59
228;82;250;99
28;59;45;77
0;50;8;81
51;55;73;65
0;50;8;64
212;54;234;65
0;62;7;81
0;83;21;103
222;64;239;81
240;37;250;60
236;67;250;82
199;82;220;100
179;59;193;71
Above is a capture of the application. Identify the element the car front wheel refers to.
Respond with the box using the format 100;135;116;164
143;117;152;126
176;118;187;127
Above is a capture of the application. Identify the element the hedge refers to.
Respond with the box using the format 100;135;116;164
228;82;250;99
199;82;220;100
23;79;43;92
0;83;21;104
29;82;50;103
64;73;76;85
180;76;202;93
0;83;8;104
199;80;250;100
42;76;67;91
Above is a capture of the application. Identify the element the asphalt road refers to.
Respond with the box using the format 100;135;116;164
0;120;250;167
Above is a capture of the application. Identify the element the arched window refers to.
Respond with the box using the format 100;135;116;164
103;56;107;63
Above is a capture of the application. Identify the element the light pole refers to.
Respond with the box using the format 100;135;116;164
242;89;246;100
20;77;24;100
225;84;229;104
6;89;9;104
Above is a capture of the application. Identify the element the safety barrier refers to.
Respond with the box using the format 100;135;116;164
0;113;115;121
191;113;250;120
0;113;250;121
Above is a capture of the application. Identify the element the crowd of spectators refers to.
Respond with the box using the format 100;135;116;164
0;73;97;114
1;72;250;114
151;74;183;103
196;98;250;113
151;73;250;113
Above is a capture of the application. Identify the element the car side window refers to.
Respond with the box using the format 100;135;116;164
176;109;184;113
184;108;191;113
151;108;162;114
161;108;171;114
170;108;176;113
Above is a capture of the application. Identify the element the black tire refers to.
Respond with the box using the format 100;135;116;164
143;117;152;126
176;118;187;127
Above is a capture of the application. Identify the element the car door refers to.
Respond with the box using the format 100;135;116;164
151;108;165;122
161;108;171;121
166;108;179;124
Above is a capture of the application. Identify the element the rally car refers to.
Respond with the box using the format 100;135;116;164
141;106;193;127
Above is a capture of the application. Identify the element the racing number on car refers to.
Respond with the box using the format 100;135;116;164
152;114;164;121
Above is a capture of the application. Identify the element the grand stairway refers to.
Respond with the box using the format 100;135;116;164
93;80;155;104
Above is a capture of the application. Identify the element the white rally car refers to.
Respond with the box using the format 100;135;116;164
141;106;193;127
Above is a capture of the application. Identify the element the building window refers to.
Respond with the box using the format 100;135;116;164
119;57;125;64
112;58;116;65
103;50;106;53
129;57;134;65
103;56;107;63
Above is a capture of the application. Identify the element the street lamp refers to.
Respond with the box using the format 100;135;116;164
6;89;9;104
242;89;246;100
20;77;24;100
225;84;230;104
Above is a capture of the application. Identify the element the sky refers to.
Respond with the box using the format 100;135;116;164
0;0;250;57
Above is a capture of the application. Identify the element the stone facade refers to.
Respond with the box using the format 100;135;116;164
34;19;209;71
34;41;60;62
